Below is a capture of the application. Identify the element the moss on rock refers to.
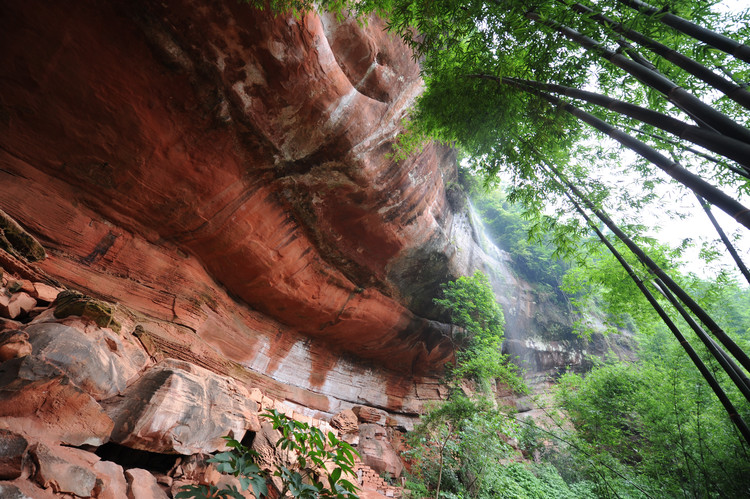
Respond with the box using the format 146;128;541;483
53;290;121;333
0;209;46;262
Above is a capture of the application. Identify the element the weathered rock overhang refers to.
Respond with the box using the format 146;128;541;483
0;0;471;407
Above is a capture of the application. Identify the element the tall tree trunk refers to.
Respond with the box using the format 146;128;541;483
541;157;750;401
493;79;750;230
434;429;452;499
525;12;750;145
495;75;750;171
547;164;750;445
540;158;750;373
619;0;750;64
650;277;750;403
569;1;750;109
694;194;750;286
619;124;750;180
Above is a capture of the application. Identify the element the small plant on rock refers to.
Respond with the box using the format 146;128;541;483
177;409;360;499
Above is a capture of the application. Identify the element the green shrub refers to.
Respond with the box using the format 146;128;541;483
177;409;359;499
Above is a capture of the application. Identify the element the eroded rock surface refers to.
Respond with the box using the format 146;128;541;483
106;359;258;455
0;359;115;446
0;0;458;378
31;443;99;497
359;423;403;477
0;430;27;480
0;0;635;496
125;468;169;499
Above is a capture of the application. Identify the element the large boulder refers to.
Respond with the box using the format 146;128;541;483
93;460;129;499
0;292;36;320
352;406;388;425
22;322;144;400
0;357;114;446
30;443;99;497
105;359;258;454
125;468;169;499
358;424;403;477
331;409;359;434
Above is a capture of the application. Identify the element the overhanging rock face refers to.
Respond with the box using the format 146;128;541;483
0;0;474;416
0;3;636;495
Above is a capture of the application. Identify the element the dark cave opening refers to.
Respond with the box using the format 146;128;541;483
94;442;180;474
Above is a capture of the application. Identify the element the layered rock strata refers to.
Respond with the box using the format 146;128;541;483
0;0;635;496
0;0;467;415
0;267;405;496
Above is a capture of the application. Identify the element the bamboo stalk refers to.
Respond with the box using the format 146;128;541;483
619;0;750;64
526;11;750;145
547;166;750;446
570;1;750;109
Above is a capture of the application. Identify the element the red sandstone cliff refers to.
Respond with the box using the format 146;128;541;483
0;1;631;496
1;0;467;412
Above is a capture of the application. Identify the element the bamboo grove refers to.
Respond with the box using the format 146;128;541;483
381;0;750;448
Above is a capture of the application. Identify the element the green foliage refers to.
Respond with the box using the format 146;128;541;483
434;271;524;392
242;0;391;22
553;352;750;497
434;271;504;344
177;410;359;499
478;462;595;499
269;409;359;498
384;0;750;271
405;394;516;499
405;272;543;498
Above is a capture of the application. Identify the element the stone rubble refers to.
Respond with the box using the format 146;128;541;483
125;468;170;499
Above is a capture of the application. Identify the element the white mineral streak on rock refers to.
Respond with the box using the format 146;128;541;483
231;81;252;113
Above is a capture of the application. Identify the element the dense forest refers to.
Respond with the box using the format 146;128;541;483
180;0;750;497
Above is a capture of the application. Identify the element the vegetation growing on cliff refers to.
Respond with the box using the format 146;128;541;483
382;0;750;445
255;0;750;495
434;271;522;392
177;409;359;499
475;195;750;496
380;0;750;449
406;272;539;499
